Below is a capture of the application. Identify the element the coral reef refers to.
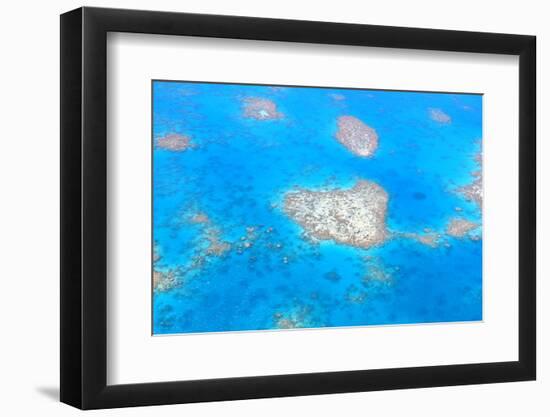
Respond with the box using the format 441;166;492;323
153;269;179;292
446;218;479;238
243;97;283;120
398;231;440;248
457;166;482;209
273;305;314;329
429;108;452;124
345;284;368;304
413;233;440;247
457;177;482;208
189;212;210;224
152;80;484;335
235;225;260;254
153;242;161;263
457;151;483;209
363;256;395;283
156;133;194;151
284;180;388;249
185;210;231;257
335;115;378;157
204;228;232;256
329;93;346;101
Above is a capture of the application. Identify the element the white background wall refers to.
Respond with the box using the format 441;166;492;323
0;0;545;415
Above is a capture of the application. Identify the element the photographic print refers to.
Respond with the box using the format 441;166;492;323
152;80;482;335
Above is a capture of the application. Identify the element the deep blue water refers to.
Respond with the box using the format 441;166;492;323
152;81;482;335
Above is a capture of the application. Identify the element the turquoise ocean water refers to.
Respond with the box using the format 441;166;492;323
152;80;482;335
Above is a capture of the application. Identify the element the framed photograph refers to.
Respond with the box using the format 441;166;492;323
60;6;536;409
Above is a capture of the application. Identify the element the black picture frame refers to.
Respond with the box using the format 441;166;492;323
60;6;536;410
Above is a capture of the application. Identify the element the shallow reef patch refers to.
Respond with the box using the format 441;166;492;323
273;305;315;329
329;93;346;101
242;97;284;120
335;115;379;157
456;151;483;209
457;175;482;209
363;256;396;284
397;231;441;248
153;242;162;263
446;218;479;238
189;212;210;224
153;269;181;292
204;228;232;256
156;133;194;151
428;108;452;124
284;180;389;249
345;284;368;304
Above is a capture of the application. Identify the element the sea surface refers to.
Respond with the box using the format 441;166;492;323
152;80;482;335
